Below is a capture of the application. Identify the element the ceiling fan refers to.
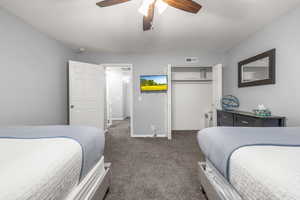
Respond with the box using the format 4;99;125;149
96;0;202;31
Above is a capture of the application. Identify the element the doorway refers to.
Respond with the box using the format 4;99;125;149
104;64;133;136
167;64;223;139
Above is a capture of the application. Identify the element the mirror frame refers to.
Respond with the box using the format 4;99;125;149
238;49;276;88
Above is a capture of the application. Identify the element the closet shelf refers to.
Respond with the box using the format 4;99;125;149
172;79;212;82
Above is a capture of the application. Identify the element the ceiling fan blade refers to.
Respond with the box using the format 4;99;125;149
143;2;155;31
162;0;201;14
96;0;130;7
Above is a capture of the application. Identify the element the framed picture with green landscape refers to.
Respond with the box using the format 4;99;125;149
140;75;168;92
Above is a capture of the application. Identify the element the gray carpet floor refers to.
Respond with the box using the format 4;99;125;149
104;120;206;200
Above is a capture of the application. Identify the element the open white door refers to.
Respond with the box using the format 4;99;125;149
105;72;112;128
106;98;113;127
69;61;105;130
167;65;172;139
212;64;223;126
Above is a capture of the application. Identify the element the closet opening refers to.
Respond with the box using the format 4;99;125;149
167;65;222;139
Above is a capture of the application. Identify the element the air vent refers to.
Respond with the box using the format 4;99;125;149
185;57;199;63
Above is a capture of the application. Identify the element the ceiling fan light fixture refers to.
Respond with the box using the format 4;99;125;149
96;0;202;31
138;0;155;16
157;0;168;14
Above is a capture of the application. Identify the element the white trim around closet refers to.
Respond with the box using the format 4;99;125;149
167;64;223;140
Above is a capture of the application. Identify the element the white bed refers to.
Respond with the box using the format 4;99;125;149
230;146;300;200
0;138;109;200
197;127;300;200
199;145;300;200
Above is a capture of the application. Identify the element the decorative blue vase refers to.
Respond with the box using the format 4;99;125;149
221;95;240;111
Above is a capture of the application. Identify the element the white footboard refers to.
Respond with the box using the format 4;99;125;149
198;162;242;200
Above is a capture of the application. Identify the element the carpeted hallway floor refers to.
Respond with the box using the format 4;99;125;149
104;120;206;200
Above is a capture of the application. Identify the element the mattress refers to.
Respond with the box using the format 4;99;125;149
229;146;300;200
197;127;300;179
0;138;82;200
0;126;105;180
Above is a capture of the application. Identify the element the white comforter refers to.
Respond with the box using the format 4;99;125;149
0;138;82;200
229;146;300;200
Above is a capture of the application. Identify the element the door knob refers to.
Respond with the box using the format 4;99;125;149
70;105;75;109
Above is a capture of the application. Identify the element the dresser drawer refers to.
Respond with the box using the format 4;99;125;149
217;111;234;126
235;115;256;127
216;110;285;128
262;119;284;127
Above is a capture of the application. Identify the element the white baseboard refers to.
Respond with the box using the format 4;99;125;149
131;134;167;138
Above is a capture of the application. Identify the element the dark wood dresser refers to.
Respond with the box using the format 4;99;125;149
217;110;286;127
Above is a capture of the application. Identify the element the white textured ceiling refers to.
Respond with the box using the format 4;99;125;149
1;0;300;53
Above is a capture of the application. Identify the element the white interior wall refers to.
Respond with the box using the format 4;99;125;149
3;2;300;130
76;51;225;136
107;68;125;120
171;68;213;131
172;82;212;130
224;6;300;126
0;8;75;126
106;67;131;120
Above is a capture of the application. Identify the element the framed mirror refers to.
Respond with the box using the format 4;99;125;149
238;49;276;87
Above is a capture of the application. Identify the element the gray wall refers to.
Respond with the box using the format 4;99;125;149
76;51;224;136
4;2;299;130
224;6;300;126
0;8;75;126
